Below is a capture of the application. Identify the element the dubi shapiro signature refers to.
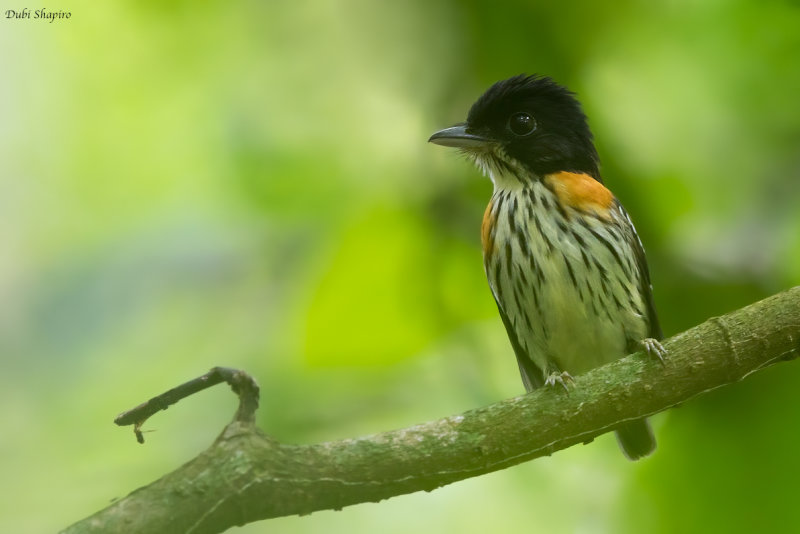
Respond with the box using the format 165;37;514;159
5;8;72;22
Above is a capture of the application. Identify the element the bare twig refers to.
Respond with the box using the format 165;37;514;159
114;367;260;443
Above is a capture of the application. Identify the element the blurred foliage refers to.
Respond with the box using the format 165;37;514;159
1;0;799;533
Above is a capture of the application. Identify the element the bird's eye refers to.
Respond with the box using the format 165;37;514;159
508;112;536;136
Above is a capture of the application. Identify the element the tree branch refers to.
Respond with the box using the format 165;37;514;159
63;287;800;534
114;367;260;443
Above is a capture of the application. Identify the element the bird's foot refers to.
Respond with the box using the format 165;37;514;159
641;338;667;364
544;371;574;392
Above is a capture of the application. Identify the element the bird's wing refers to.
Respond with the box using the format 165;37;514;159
622;207;663;341
494;298;545;391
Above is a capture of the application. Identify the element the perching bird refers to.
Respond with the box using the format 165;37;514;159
429;74;666;460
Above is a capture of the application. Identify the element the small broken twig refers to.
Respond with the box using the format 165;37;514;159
114;366;260;443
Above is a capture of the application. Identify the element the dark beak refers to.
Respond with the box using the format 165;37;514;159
428;124;491;148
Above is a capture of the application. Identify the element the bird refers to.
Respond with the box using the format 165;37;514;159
429;74;666;460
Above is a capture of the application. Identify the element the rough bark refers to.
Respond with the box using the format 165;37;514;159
63;287;800;534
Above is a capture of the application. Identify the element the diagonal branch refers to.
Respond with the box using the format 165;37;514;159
63;287;800;534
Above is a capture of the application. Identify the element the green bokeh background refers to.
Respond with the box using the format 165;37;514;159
2;1;800;532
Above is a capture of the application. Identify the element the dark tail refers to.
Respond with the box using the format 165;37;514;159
615;419;656;460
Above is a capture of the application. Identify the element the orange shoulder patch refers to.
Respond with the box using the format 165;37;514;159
543;171;614;220
481;199;497;261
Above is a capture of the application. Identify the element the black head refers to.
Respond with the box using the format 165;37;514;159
430;75;601;182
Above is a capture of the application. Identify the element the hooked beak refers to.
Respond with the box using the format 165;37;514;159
428;124;492;148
